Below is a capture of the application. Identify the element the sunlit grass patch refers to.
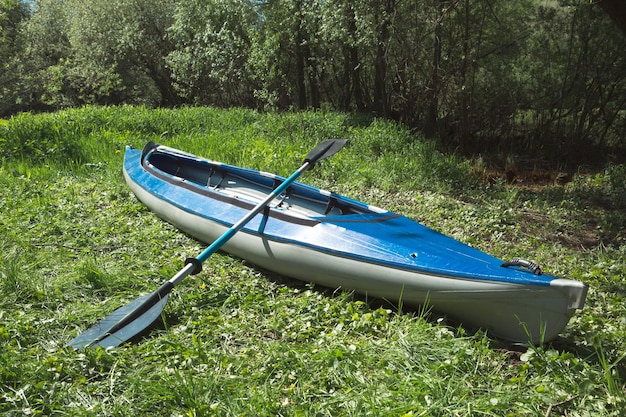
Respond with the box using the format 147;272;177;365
0;106;624;416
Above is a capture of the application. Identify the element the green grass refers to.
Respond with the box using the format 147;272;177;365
1;105;625;416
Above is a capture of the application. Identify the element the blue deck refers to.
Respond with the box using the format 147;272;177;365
125;145;556;287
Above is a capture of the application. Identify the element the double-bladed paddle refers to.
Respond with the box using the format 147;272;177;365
66;139;347;349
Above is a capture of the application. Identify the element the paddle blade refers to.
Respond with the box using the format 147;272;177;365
92;294;169;348
303;139;347;170
66;290;169;349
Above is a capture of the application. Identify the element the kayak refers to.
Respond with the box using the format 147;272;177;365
123;142;588;344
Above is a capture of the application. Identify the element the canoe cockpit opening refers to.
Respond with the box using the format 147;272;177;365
146;149;367;219
146;152;187;178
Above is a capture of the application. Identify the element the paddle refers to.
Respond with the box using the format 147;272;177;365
66;139;347;349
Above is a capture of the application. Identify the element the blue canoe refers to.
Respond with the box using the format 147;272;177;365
123;142;588;343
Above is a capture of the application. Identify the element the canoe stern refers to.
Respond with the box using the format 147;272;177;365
550;278;589;310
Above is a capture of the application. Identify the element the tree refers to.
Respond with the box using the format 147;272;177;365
166;0;258;106
0;0;30;115
521;0;626;158
18;0;73;109
315;0;366;112
253;0;325;110
63;0;178;106
19;0;178;109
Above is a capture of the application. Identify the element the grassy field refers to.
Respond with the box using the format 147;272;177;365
0;105;625;416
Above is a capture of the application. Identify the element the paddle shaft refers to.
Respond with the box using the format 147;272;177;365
66;139;346;348
167;161;312;288
67;162;311;348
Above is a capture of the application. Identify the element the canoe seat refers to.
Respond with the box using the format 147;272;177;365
324;196;357;215
207;168;225;189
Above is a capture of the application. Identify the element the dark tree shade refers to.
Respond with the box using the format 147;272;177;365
598;0;626;36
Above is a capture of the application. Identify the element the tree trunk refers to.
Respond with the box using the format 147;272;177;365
294;0;307;109
459;0;471;154
373;0;395;116
425;0;445;138
373;42;387;115
341;3;365;112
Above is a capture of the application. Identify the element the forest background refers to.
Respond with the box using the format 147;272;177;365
2;0;626;168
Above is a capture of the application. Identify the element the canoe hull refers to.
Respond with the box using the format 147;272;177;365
123;143;588;344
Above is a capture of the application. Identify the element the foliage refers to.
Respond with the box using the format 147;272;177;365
17;0;177;109
166;0;257;106
3;0;626;164
508;0;626;159
0;106;625;415
0;0;29;115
